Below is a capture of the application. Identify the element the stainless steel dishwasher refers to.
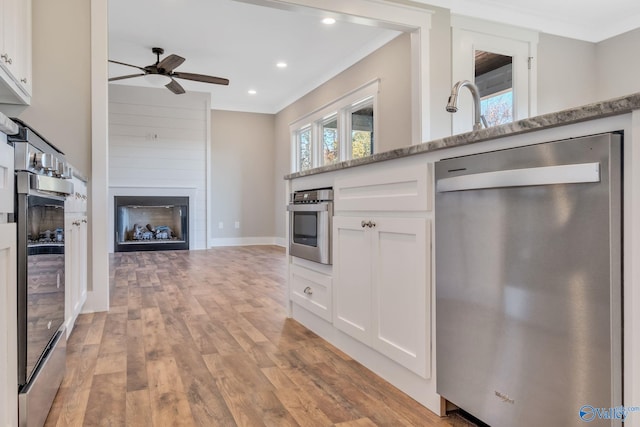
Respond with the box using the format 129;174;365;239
435;133;622;427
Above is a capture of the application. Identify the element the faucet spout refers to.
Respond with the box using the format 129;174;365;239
446;80;485;131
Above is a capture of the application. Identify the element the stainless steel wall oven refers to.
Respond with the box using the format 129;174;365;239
287;188;333;265
9;119;73;427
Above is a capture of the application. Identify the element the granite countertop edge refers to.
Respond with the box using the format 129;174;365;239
285;92;640;180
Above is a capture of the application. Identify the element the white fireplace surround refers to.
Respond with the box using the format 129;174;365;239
108;186;199;253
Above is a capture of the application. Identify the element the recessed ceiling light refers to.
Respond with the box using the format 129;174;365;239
322;17;336;25
248;89;257;95
276;62;287;68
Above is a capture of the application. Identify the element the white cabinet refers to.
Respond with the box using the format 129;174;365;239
0;0;32;104
0;223;18;427
333;215;431;378
331;158;432;378
64;175;88;337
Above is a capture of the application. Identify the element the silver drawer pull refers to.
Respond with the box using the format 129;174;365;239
303;286;313;296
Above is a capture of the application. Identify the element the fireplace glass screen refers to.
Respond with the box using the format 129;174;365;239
115;196;189;252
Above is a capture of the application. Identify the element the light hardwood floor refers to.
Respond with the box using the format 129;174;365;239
44;246;468;427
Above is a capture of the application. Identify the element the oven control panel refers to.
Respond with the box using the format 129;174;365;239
290;188;333;204
8;119;71;179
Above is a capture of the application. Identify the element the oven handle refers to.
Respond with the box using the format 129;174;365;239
16;172;73;197
287;202;331;212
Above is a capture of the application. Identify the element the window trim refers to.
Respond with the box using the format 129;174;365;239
290;79;379;172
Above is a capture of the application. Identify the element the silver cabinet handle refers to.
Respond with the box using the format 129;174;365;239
361;220;376;228
21;77;27;83
303;286;313;296
437;162;600;192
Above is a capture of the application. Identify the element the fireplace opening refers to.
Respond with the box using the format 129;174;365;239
114;196;189;252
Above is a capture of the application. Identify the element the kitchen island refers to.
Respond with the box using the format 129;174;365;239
285;92;640;425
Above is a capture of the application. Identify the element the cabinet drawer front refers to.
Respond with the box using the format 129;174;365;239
0;142;14;215
334;159;431;212
290;265;332;322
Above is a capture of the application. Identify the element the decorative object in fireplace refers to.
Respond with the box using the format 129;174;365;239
114;196;189;252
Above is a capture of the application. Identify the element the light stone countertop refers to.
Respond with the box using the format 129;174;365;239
285;92;640;180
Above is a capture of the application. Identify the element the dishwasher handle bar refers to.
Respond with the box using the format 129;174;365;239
436;162;600;193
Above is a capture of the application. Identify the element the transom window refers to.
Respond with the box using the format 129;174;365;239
291;80;378;172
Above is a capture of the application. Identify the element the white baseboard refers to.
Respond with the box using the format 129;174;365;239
209;236;286;248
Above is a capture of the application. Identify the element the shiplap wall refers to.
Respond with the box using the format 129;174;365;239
108;85;210;249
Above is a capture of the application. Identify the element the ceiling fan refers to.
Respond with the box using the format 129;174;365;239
108;47;230;94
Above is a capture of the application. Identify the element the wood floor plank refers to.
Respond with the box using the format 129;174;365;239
44;246;465;427
147;357;197;427
126;389;154;427
274;386;334;427
82;371;127;426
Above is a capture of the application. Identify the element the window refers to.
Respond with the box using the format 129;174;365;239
291;80;378;172
321;115;339;165
350;100;374;159
480;89;513;127
297;126;312;171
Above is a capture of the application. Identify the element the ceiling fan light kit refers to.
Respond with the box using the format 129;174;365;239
144;73;172;87
108;47;230;94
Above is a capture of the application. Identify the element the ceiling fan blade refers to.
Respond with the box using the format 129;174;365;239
157;54;185;73
172;72;229;86
108;59;147;72
108;73;146;82
166;79;186;94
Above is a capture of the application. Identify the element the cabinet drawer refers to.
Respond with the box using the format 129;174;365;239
290;264;332;322
0;142;14;215
334;158;431;212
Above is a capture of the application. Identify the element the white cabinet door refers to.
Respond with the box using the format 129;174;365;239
0;0;32;103
0;223;18;427
333;215;431;377
371;217;430;378
333;216;372;345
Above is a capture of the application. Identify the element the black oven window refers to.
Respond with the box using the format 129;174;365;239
292;212;318;247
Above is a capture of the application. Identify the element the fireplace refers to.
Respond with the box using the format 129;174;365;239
114;196;189;252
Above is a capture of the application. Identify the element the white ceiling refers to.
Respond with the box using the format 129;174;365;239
108;0;640;114
108;0;401;114
425;0;640;43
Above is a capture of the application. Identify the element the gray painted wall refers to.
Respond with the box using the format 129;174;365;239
596;27;640;100
210;110;276;240
536;28;640;115
537;33;598;115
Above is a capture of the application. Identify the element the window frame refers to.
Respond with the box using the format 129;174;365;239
290;80;379;172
